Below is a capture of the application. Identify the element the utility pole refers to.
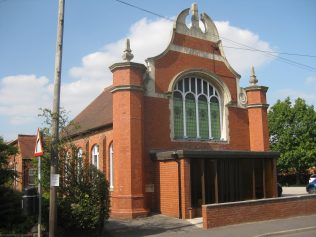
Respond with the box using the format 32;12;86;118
49;0;65;236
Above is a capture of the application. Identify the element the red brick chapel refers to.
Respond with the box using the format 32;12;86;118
68;3;279;219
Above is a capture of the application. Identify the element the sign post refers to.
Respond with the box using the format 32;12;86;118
34;129;43;237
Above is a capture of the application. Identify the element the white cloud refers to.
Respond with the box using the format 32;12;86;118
0;17;276;141
273;88;316;106
65;18;274;116
215;21;275;74
305;76;316;87
276;76;316;106
0;74;52;125
63;18;173;116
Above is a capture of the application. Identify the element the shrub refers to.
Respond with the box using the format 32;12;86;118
0;186;36;234
57;160;110;233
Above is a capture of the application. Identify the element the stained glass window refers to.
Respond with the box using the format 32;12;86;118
173;77;222;140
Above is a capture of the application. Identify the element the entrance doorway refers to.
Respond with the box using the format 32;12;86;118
190;158;270;217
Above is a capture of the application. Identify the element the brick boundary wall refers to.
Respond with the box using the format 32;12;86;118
202;194;316;229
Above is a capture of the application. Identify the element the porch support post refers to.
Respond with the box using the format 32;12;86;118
181;158;191;219
252;160;256;199
214;160;219;203
201;159;206;205
262;159;266;198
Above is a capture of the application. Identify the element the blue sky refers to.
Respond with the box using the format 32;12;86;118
0;0;315;141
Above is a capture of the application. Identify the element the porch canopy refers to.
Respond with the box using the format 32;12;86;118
153;149;279;161
152;149;279;207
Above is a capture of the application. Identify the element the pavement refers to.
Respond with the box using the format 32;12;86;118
103;214;316;237
282;186;307;197
103;187;316;237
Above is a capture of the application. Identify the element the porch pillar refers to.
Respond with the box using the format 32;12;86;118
252;160;256;199
201;159;206;205
214;160;219;203
262;159;266;198
180;158;191;219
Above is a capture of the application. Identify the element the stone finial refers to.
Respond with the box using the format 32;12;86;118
191;2;199;29
249;66;258;86
122;38;134;62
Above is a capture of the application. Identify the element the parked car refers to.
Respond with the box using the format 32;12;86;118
277;183;283;197
306;175;316;194
309;174;316;183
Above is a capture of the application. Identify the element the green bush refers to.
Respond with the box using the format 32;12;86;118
57;162;110;233
0;187;36;234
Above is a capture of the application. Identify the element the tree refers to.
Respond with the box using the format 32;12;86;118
0;137;17;186
268;97;316;183
0;137;35;233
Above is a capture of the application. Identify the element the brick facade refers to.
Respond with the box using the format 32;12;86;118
8;135;37;191
69;4;278;220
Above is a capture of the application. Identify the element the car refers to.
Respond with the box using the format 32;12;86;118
309;174;316;183
306;176;316;194
277;183;283;197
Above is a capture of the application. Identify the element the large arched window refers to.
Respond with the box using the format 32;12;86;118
173;77;222;140
109;143;114;190
91;144;99;169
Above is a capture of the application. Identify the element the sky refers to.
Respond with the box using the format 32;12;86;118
0;0;315;141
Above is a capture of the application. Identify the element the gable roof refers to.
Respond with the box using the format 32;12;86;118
15;135;37;159
67;86;113;137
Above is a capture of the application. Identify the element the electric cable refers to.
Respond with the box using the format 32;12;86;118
113;0;316;72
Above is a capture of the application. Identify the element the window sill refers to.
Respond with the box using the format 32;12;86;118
172;138;228;143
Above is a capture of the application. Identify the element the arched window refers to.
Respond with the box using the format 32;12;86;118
173;77;222;140
64;151;71;181
91;145;99;169
109;143;114;190
77;148;83;172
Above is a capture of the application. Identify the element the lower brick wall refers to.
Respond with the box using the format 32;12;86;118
202;194;316;229
158;161;179;217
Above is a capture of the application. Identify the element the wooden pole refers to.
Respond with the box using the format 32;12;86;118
49;0;65;236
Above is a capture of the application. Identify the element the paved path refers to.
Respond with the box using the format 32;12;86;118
282;186;307;196
103;188;314;237
103;214;316;237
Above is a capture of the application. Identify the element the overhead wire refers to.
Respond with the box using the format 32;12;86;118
113;0;316;72
219;36;316;72
222;46;316;58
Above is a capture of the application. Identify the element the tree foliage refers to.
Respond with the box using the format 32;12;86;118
0;137;35;233
0;137;17;186
268;97;316;174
